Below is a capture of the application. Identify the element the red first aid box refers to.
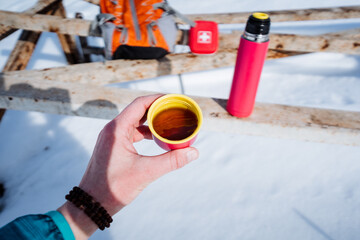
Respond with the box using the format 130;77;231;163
189;21;218;54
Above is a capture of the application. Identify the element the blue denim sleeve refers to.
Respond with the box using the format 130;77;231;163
0;211;74;240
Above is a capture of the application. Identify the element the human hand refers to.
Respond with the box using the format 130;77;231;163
59;95;199;239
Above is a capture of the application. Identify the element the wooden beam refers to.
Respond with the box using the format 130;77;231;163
1;11;359;55
269;33;360;54
53;3;82;64
326;27;360;39
2;2;72;72
2;31;41;72
80;2;360;23
0;0;61;41
3;4;356;41
1;49;303;86
0;2;64;123
0;47;301;122
220;30;360;55
0;11;94;37
188;6;360;24
0;30;41;122
267;49;305;59
0;77;359;146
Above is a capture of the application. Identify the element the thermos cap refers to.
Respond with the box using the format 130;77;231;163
252;12;269;20
245;12;271;35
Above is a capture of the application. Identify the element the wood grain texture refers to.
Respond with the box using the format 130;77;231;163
0;11;94;37
0;0;61;40
188;6;360;24
81;1;360;23
1;48;303;86
1;11;358;55
0;77;359;146
0;1;63;123
53;3;82;64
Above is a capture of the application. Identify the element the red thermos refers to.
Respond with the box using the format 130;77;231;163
227;13;271;118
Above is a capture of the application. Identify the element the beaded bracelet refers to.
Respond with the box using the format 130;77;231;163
65;186;113;230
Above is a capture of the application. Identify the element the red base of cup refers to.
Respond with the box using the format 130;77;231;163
153;134;198;151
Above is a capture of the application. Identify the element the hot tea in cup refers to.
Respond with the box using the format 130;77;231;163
147;94;203;151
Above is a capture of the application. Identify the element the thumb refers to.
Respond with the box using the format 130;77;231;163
142;147;199;181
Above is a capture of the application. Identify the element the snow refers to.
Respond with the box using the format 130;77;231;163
1;0;360;239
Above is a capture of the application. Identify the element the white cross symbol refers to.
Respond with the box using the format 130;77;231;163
198;31;212;44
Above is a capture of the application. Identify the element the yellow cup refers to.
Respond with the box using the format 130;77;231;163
147;94;203;151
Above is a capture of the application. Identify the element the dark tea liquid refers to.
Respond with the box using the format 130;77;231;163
152;108;198;141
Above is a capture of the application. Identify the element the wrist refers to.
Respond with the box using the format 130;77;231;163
58;201;98;240
58;186;118;239
78;183;124;216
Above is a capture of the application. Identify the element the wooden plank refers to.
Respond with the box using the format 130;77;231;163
326;28;360;39
1;49;303;86
0;49;300;128
2;2;69;72
0;11;94;37
188;6;360;24
3;4;356;41
80;2;360;23
53;3;82;64
0;2;63;123
2;31;41;72
1;11;359;55
0;30;41;122
220;30;360;54
0;77;359;146
269;33;360;54
0;0;61;41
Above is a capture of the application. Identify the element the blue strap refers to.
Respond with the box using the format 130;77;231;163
46;211;75;240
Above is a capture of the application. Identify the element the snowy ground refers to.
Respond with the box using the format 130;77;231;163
1;0;360;239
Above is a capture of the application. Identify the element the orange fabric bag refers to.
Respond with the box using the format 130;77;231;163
99;0;177;59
